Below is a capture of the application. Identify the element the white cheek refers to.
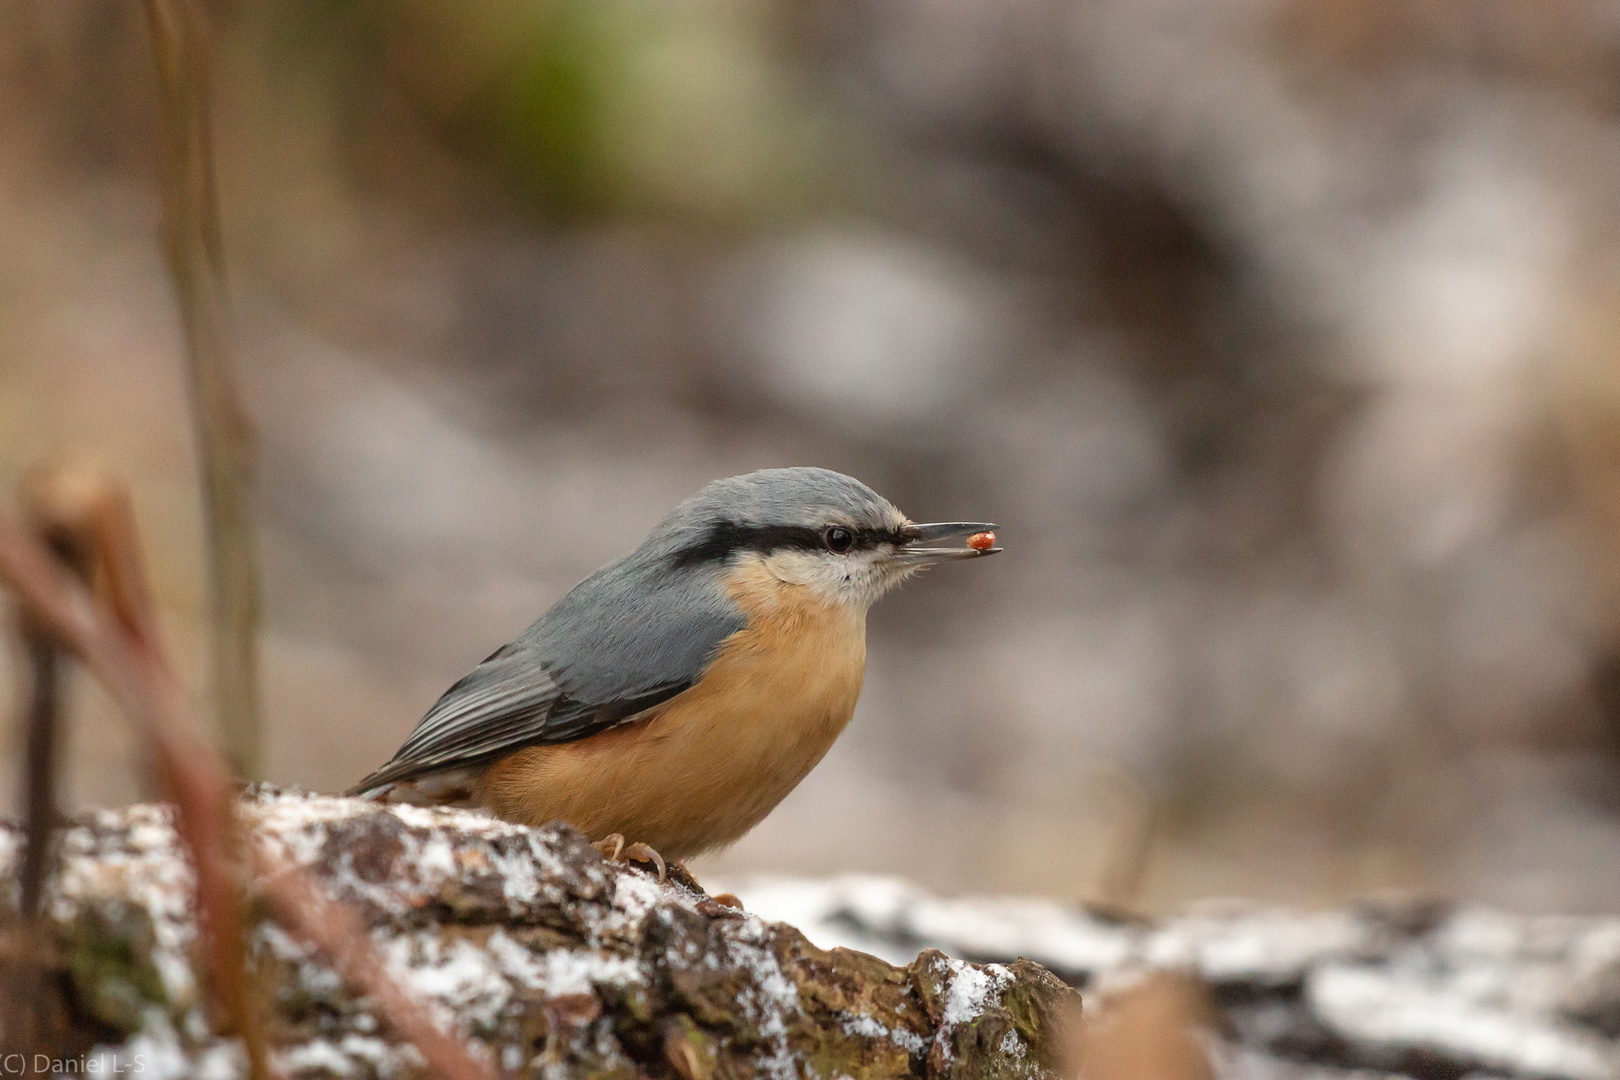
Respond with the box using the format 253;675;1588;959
762;550;890;608
759;550;820;587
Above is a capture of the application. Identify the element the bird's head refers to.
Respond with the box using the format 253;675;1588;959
659;467;1000;611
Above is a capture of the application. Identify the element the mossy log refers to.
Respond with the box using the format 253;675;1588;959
0;789;1080;1078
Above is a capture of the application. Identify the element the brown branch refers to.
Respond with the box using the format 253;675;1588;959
141;0;262;780
21;465;163;650
10;516;87;1057
1092;762;1156;911
17;466;99;917
0;497;493;1080
19;628;62;917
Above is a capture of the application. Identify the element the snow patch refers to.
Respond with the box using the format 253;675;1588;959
1144;903;1371;984
722;873;1136;970
485;929;646;994
276;1038;359;1077
1310;964;1620;1080
707;913;804;1080
941;957;1012;1026
50;803;200;1007
387;932;511;1028
841;1011;926;1054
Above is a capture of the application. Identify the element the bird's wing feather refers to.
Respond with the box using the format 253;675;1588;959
348;560;745;795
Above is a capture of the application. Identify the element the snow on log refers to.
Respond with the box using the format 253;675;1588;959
0;789;1078;1078
11;788;1620;1080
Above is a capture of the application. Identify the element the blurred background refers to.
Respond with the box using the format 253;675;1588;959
4;0;1620;914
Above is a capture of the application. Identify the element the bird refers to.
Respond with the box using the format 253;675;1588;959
348;467;1000;878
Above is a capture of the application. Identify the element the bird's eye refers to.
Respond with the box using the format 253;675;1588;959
824;526;854;553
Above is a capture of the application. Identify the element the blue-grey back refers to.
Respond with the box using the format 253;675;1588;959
521;543;744;704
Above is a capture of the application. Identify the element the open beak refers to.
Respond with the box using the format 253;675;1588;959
891;521;1002;563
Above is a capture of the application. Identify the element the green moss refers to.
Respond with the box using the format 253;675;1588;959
65;901;170;1033
998;959;1082;1076
658;1013;720;1079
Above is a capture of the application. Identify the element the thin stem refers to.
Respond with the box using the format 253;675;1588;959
141;0;261;780
20;631;61;918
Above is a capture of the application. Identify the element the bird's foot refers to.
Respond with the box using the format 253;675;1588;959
592;833;668;883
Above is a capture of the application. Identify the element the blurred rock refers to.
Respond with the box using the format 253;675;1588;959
731;876;1620;1080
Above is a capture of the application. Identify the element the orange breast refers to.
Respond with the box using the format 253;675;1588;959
478;556;867;859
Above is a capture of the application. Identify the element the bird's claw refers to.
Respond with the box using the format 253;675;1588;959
592;833;667;883
623;842;667;883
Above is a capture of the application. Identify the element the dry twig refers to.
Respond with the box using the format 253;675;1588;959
141;0;262;780
15;529;82;919
0;483;493;1080
1;466;270;1079
9;472;96;1056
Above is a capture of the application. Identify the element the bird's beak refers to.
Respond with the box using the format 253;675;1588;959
891;521;1002;563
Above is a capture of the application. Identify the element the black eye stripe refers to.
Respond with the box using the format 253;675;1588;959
671;521;903;567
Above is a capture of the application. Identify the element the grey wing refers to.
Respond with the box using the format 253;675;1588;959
346;642;691;795
347;564;745;796
345;644;550;791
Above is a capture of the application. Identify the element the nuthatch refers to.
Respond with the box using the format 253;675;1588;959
350;467;999;874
